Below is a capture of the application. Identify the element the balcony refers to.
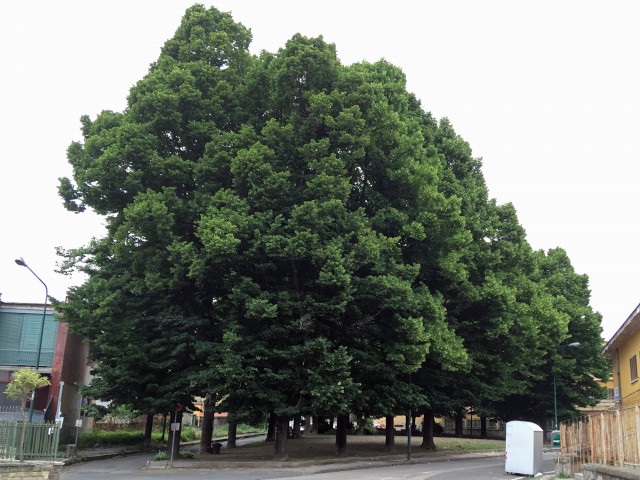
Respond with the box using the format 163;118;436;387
0;349;54;368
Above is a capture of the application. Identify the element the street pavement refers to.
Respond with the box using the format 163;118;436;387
62;437;556;479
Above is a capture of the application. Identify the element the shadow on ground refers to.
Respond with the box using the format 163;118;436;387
188;434;505;463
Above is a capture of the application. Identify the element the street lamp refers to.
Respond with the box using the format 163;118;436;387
553;341;580;430
15;257;48;422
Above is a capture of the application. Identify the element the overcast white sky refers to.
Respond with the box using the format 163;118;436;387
1;1;638;341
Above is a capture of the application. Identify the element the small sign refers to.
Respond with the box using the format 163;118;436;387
171;422;180;431
75;419;83;428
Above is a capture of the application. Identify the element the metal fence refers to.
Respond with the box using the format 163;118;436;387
0;419;62;461
0;405;45;423
559;405;640;471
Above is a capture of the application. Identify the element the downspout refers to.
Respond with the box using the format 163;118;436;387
615;348;622;409
56;381;64;419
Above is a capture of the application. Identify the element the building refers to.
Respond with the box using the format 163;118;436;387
576;377;616;415
603;302;640;408
0;301;89;436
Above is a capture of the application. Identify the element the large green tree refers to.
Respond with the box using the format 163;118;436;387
409;119;541;424
58;6;456;458
56;4;607;458
493;248;609;429
57;4;254;454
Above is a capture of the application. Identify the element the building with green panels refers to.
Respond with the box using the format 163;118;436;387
0;301;89;434
0;304;57;370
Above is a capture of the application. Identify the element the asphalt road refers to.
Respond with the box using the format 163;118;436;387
272;454;557;480
61;448;556;480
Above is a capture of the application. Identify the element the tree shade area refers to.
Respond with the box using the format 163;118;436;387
55;5;610;456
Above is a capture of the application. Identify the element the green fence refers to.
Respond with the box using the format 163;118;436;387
0;420;61;461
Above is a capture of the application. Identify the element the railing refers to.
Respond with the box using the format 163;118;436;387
0;349;54;367
0;405;21;422
560;405;640;471
0;406;45;423
0;420;61;461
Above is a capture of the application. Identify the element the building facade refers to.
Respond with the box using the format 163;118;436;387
603;302;640;408
0;301;89;434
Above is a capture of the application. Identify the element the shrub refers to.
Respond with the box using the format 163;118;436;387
180;426;198;441
77;430;145;447
153;451;168;461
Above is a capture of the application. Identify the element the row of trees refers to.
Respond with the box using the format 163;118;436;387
54;5;608;457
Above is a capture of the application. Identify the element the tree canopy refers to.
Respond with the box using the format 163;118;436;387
56;4;609;455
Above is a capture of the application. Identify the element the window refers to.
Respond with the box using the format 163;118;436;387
630;354;638;383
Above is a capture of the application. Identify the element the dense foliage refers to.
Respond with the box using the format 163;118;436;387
56;4;609;455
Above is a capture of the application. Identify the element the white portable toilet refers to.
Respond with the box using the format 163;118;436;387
505;421;543;476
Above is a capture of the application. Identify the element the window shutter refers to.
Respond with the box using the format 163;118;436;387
0;313;24;349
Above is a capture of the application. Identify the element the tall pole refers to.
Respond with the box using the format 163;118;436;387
407;373;412;461
15;258;48;423
553;371;558;430
407;407;412;461
553;342;579;432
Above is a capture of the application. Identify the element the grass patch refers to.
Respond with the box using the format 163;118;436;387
212;424;266;438
435;437;505;452
77;423;265;448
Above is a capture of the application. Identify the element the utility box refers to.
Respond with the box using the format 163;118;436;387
505;421;543;476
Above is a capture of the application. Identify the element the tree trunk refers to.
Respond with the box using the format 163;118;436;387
18;399;27;462
310;415;319;434
292;416;301;438
455;408;463;437
143;413;154;449
384;415;395;451
161;413;167;442
166;410;182;457
305;415;313;435
227;419;237;448
421;408;437;451
317;415;326;434
274;415;289;459
480;415;487;437
336;414;348;456
199;392;215;454
266;412;277;442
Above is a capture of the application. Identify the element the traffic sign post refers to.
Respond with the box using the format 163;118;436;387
75;418;82;446
170;406;182;467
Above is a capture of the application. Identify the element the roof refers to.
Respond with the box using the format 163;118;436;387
0;302;50;308
603;301;640;355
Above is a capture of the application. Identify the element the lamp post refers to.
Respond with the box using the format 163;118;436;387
553;341;580;430
15;257;48;422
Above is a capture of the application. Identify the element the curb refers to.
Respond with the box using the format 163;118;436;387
145;450;507;471
66;437;562;478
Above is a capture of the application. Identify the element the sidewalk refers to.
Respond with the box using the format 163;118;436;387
63;434;257;464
